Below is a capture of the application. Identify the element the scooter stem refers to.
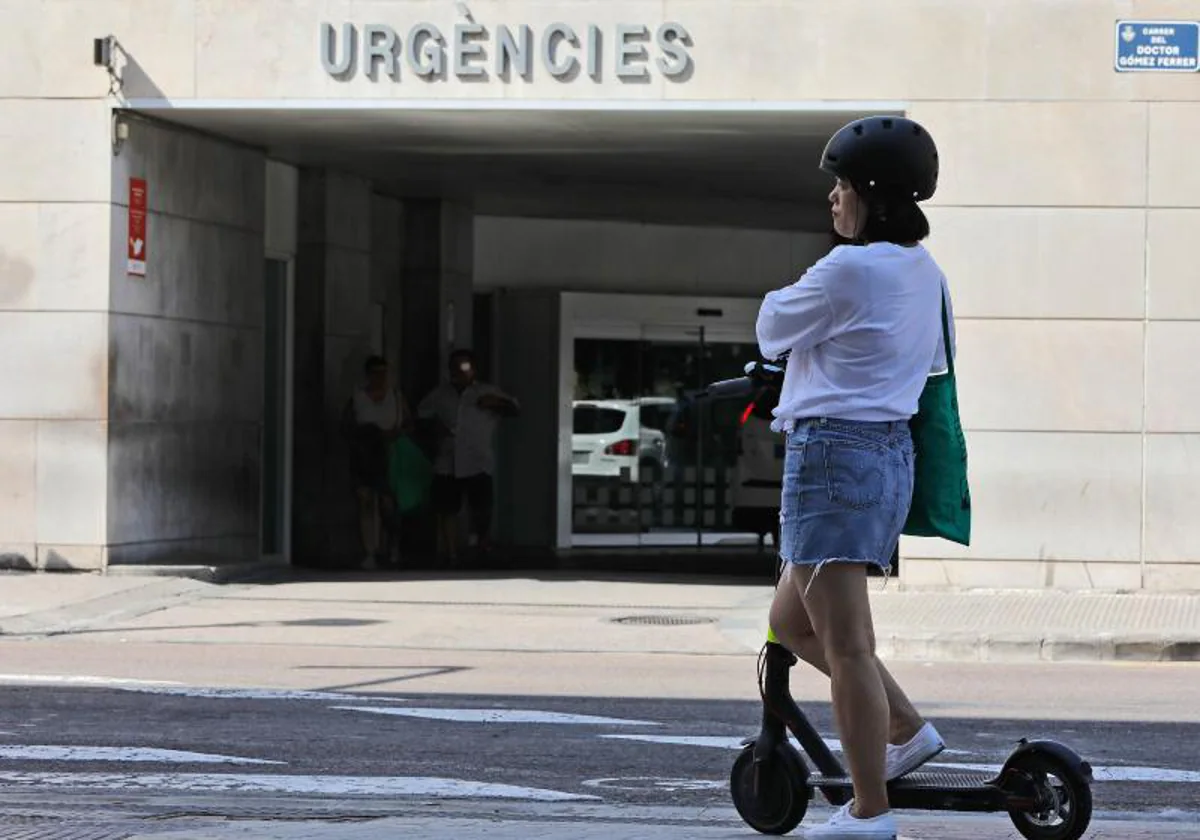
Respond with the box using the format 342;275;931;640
757;641;845;778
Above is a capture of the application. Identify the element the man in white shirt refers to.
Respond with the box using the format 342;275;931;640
417;348;520;564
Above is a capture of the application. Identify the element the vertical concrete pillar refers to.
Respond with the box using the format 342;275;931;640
292;169;374;566
371;195;404;375
395;199;473;555
399;200;473;409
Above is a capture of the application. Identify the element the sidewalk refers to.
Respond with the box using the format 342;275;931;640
1;566;1198;662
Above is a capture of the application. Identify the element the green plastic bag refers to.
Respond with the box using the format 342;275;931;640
388;434;433;515
903;293;972;546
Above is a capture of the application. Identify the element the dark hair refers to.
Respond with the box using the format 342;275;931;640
856;194;930;244
448;348;476;369
363;355;387;374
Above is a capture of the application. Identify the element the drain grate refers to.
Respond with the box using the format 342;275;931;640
611;614;717;627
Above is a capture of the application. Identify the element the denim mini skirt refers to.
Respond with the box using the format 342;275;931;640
777;417;915;575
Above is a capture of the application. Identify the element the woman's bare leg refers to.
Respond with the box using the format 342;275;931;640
769;563;926;744
792;562;889;818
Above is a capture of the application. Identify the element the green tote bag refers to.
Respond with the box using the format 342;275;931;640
388;434;433;515
902;293;972;546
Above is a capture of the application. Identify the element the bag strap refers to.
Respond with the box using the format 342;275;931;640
940;288;955;378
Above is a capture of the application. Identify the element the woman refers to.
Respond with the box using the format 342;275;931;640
345;355;411;568
755;116;954;839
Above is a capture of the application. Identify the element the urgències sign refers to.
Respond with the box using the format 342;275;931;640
320;20;693;82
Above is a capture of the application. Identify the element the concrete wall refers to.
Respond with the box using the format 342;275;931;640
474;217;831;297
106;117;266;566
903;104;1198;592
0;97;113;570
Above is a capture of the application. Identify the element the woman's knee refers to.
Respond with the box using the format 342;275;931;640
800;562;877;661
821;622;876;663
769;576;818;651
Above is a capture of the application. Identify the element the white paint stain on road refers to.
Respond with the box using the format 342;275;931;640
0;772;599;801
0;746;283;765
334;706;659;727
583;776;726;793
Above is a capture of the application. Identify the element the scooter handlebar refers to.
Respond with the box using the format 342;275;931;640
695;376;757;401
689;359;787;403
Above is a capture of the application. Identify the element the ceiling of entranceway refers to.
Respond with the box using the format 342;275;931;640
135;105;897;231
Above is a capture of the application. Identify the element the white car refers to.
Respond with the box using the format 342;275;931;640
730;388;785;546
571;397;674;483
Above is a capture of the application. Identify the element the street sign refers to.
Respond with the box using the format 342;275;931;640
127;176;148;276
1115;20;1199;72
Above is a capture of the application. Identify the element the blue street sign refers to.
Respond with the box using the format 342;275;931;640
1115;20;1199;73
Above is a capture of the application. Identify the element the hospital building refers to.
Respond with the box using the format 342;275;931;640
2;1;1197;592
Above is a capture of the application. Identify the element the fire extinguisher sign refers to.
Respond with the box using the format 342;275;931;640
127;177;148;276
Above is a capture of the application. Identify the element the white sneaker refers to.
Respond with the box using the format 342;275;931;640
886;722;945;781
805;802;896;839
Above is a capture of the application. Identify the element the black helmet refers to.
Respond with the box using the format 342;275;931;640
819;116;939;202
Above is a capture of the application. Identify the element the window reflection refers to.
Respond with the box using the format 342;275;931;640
570;337;780;551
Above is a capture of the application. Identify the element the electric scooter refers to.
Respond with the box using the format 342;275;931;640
696;362;1096;840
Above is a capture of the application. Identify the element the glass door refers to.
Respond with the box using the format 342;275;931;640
648;327;763;550
569;332;653;547
568;323;769;550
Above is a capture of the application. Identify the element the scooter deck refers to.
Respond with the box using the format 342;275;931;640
808;770;996;790
805;770;1010;812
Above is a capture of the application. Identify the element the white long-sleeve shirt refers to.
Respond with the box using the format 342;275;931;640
417;380;519;477
755;242;956;429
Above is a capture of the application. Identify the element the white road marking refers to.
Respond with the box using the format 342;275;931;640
334;706;659;727
599;733;970;756
0;674;181;687
928;761;1200;784
600;735;748;750
0;746;282;765
115;686;409;703
0;675;408;704
0;772;599;801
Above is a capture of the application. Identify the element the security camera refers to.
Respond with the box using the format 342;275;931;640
93;36;115;68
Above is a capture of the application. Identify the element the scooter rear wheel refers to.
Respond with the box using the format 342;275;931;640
1004;751;1093;840
730;741;809;835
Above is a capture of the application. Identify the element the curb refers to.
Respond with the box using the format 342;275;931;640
878;631;1200;663
721;620;1200;664
102;557;292;585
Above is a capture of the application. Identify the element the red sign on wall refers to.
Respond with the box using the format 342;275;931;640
127;177;147;276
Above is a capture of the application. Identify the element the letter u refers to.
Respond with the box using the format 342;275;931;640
321;22;357;75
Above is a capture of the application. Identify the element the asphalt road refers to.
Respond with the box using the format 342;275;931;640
1;681;1198;838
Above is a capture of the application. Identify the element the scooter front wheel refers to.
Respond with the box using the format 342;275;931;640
729;741;809;835
1004;750;1093;840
